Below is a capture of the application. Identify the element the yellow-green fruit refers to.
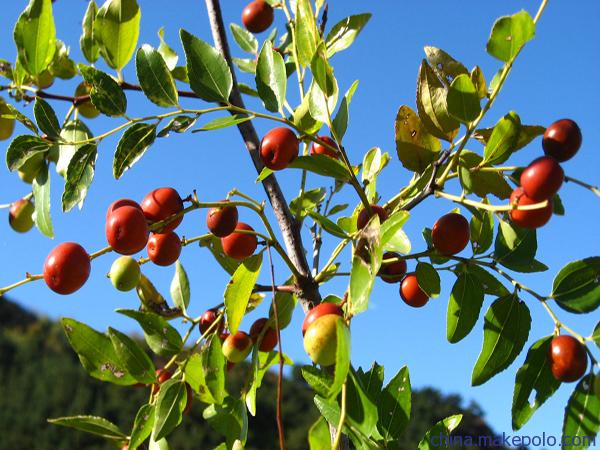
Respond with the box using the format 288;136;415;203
110;256;141;292
594;373;600;400
17;153;45;184
222;331;253;363
75;82;100;119
136;274;166;306
0;98;15;141
303;314;345;367
35;70;54;89
9;199;35;233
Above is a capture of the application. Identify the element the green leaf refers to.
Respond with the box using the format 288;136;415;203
203;397;248;447
202;335;226;405
136;45;179;107
512;336;560;430
79;64;127;116
345;369;380;439
295;0;319;66
552;257;600;314
494;220;538;272
288;155;350;181
302;366;333;398
380;211;411;254
416;60;459;142
95;0;141;70
487;10;535;62
33;98;60;138
230;23;258;55
80;1;99;63
149;436;170;450
246;351;292;415
49;40;77;79
184;354;215;404
6;135;50;171
48;415;126;440
592;322;600;349
446;74;481;123
232;57;256;74
107;327;155;384
113;123;157;179
424;46;468;87
416;262;440;298
157;115;196;137
268;284;296;330
0;102;38;134
328;203;349;216
328;319;351;398
362;147;390;203
459;151;512;199
153;379;187;440
14;0;56;76
307;78;338;124
350;217;382;315
60;318;135;385
562;375;600;450
472;294;531;386
199;235;241;275
395;105;441;173
32;163;54;238
170;261;190;314
325;14;371;58
378;366;411;441
447;272;485;343
57;119;93;178
482;111;521;165
193;114;252;132
307;210;348;239
474;124;545;151
117;309;183;357
292;92;322;135
311;45;336;97
224;253;263;335
61;143;97;212
332;80;359;141
180;29;232;103
130;404;155;450
470;66;487;99
469;206;494;254
467;264;510;297
418;415;463;450
308;417;330;450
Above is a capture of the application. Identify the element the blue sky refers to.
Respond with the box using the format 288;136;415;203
1;0;599;446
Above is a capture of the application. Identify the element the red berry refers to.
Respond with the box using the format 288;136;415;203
311;136;339;159
520;156;564;202
241;0;274;34
207;200;239;237
400;274;429;308
548;335;588;383
106;206;149;255
183;382;193;415
301;302;344;336
509;187;553;229
431;213;470;256
106;198;141;221
147;232;181;266
141;187;184;232
249;318;278;352
542;119;582;162
221;222;258;260
151;368;173;395
379;252;407;283
357;204;388;230
43;243;91;295
260;128;299;170
199;309;224;335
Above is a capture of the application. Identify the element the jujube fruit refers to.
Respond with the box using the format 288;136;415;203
303;314;346;367
43;242;91;295
207;201;239;237
378;252;407;283
221;222;258;260
357;204;388;230
431;213;470;256
548;335;588;383
249;318;278;352
9;199;35;233
199;309;224;335
106;206;149;255
222;331;253;363
147;231;181;266
151;368;173;395
400;274;429;308
260;127;299;170
75;82;100;119
509;187;553;229
0;97;16;141
17;153;45;184
301;302;344;336
520;156;564;202
109;256;141;292
241;0;274;34
311;136;339;159
542;119;582;162
141;187;184;232
106;198;142;220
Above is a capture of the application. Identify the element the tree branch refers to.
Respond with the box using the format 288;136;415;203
203;0;321;310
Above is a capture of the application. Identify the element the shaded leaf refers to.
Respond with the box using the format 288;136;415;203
459;151;512;199
62;143;97;212
48;416;125;441
107;327;155;384
395;105;441;173
482;111;521;165
562;375;600;450
447;74;481;123
113;123;157;179
416;262;440;298
153;379;187;440
230;23;258;54
80;1;100;63
378;366;411;441
447;273;485;343
117;309;183;357
136;44;179;107
33;98;60;138
79;64;127;116
552;257;600;314
6;135;50;171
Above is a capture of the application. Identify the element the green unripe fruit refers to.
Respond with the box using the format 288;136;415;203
0;97;15;141
303;314;345;367
17;153;45;184
9;199;35;233
34;70;54;89
75;82;100;119
110;256;141;292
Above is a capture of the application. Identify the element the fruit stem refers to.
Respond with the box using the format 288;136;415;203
434;190;550;212
564;176;600;197
331;382;347;449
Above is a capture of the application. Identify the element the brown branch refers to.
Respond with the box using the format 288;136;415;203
203;0;321;311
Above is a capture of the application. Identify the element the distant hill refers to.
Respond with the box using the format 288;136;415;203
0;299;516;449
